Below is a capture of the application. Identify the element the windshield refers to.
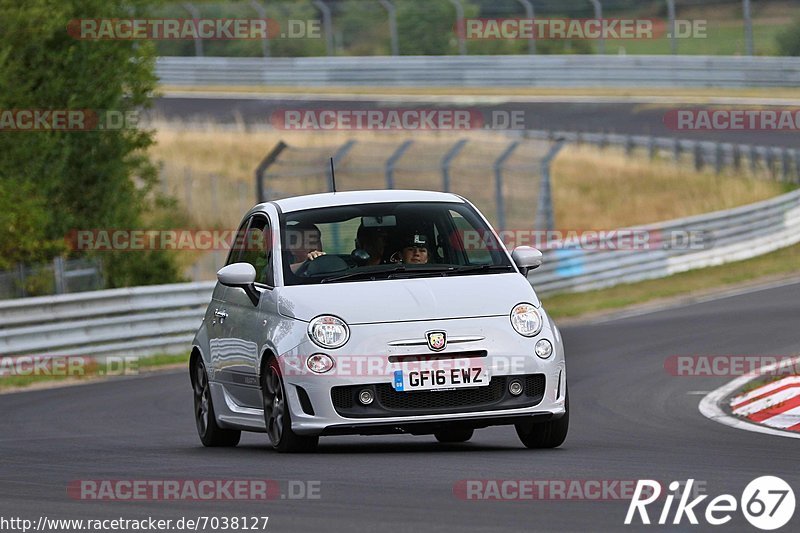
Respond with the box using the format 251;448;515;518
280;201;513;285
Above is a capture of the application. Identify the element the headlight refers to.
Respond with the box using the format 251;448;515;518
510;303;543;337
308;315;350;349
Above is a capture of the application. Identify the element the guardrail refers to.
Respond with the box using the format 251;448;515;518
522;130;800;182
0;282;214;358
1;189;798;360
156;55;800;88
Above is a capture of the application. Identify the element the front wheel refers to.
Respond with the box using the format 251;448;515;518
516;392;569;449
262;359;319;453
192;358;241;447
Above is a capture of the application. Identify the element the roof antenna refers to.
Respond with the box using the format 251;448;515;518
329;157;337;193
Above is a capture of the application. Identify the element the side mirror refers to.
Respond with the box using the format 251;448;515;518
511;246;543;276
217;263;260;305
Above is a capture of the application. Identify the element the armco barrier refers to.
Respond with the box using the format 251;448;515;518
1;188;798;359
155;55;800;88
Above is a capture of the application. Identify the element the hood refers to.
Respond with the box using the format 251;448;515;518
278;273;539;324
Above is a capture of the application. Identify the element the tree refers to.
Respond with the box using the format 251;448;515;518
776;19;800;56
0;0;184;288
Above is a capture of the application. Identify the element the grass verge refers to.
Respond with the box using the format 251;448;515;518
0;353;189;392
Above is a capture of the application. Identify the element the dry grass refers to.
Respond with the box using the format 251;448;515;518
151;123;787;230
149;123;789;279
551;145;786;230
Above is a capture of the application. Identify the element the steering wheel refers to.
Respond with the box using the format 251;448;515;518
294;254;350;277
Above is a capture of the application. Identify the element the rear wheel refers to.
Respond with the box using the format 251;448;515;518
192;358;241;447
516;392;569;449
262;358;319;453
434;427;474;443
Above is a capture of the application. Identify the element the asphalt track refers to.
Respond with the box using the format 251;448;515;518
153;96;800;148
2;279;799;532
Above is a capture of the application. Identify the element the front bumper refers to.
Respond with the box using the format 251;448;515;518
279;315;567;436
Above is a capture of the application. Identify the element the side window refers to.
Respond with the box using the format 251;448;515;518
450;210;492;265
239;216;273;286
225;219;251;266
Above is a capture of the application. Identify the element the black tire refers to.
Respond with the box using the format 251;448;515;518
434;427;474;443
262;358;319;453
192;357;241;447
515;391;569;449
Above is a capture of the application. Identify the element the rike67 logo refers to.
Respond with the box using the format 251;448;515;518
625;477;795;530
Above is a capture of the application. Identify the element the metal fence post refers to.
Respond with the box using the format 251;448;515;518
516;0;536;54
648;136;656;159
733;145;742;171
211;174;219;215
255;141;288;202
386;140;413;189
313;0;335;56
693;142;703;171
781;148;790;182
494;141;519;231
182;3;204;57
379;0;399;55
624;135;634;156
794;149;800;184
743;0;754;56
766;148;776;179
750;145;759;175
714;143;724;174
441;139;467;192
17;263;26;298
589;0;605;54
249;0;271;57
449;0;467;55
184;167;193;211
53;257;65;295
673;137;681;163
666;0;677;54
536;139;566;232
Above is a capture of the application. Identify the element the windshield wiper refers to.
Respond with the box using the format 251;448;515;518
320;265;454;284
446;264;515;275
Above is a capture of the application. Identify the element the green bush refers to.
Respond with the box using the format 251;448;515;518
776;19;800;56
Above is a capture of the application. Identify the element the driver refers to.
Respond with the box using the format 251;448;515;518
285;223;325;272
355;224;389;266
395;231;429;264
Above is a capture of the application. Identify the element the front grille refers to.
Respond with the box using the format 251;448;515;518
331;374;546;418
377;377;505;410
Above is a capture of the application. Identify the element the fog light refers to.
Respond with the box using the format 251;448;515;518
535;339;553;359
358;388;374;405
307;353;334;374
509;380;523;396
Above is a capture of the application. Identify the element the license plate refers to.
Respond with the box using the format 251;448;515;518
392;367;490;392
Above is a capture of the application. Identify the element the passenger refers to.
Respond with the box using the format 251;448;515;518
396;232;429;264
